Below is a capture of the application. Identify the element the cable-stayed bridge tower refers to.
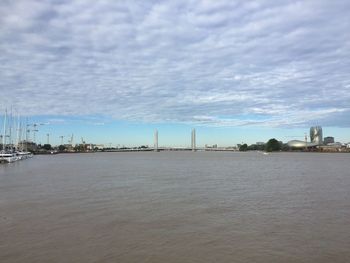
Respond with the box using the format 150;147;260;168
191;128;196;152
154;129;158;152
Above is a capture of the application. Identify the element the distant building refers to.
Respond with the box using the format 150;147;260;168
324;136;335;145
205;144;218;148
18;141;37;152
310;126;323;145
94;144;104;150
256;142;265;145
288;126;323;148
63;144;74;152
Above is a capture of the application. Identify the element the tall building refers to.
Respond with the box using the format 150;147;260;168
310;126;323;145
191;129;196;151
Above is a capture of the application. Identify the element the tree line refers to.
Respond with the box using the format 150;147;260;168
239;138;287;152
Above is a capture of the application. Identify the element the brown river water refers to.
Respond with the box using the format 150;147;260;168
0;151;350;262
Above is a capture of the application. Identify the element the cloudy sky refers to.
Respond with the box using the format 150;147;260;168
1;0;350;146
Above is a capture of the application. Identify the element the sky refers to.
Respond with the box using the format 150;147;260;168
1;0;350;146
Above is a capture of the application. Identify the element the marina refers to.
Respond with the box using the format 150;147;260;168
1;109;34;164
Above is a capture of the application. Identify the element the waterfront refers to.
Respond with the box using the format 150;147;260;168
1;152;350;262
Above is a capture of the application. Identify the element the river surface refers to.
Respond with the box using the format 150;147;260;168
0;152;350;262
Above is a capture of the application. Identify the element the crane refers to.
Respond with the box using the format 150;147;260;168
68;134;74;146
81;137;86;152
33;123;44;142
59;136;64;145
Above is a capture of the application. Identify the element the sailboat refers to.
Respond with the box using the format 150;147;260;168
0;109;16;163
14;115;33;160
0;109;29;163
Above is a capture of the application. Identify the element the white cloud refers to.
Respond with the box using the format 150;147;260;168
0;0;350;127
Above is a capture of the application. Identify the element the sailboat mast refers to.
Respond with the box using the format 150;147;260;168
2;109;7;151
16;114;21;151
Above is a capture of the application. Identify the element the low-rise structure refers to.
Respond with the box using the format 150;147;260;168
324;136;335;145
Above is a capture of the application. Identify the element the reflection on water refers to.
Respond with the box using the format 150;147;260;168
1;152;350;262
